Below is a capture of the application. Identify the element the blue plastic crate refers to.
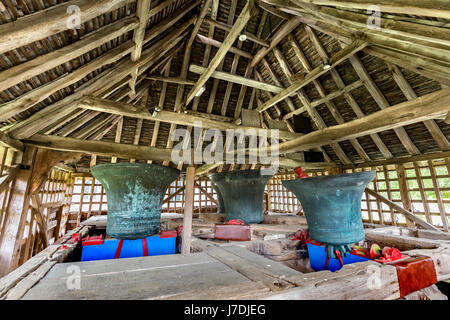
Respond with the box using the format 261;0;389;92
81;235;176;262
307;242;370;272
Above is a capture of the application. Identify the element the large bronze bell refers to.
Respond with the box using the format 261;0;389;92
91;163;180;239
209;169;274;224
282;171;375;257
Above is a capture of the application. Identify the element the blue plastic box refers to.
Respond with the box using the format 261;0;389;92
81;235;176;262
307;242;370;272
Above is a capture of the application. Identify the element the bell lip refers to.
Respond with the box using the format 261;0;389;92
91;162;180;175
282;170;376;188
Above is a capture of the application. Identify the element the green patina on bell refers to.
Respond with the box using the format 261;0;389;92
209;169;274;224
91;163;180;239
212;183;225;214
282;171;375;258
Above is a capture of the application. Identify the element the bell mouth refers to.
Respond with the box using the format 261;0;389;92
209;169;274;224
282;171;376;190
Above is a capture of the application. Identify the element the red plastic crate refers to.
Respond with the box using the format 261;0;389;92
214;224;251;241
391;255;437;297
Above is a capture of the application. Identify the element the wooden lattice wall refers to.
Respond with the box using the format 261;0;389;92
0;146;75;271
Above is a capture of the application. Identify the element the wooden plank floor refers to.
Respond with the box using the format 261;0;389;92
21;253;256;300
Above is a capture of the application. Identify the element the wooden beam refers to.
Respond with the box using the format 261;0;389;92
250;16;301;68
0;16;139;92
396;164;415;228
204;17;270;47
0;131;24;152
271;45;354;164
255;40;368;112
301;27;393;160
281;8;450;85
195;34;253;59
0;0;134;55
344;48;421;156
343;151;450;170
146;76;195;86
163;0;211;168
0;165;19;195
23;134;176;163
189;64;284;93
6;16;192;139
389;63;450;151
365;188;442;232
131;0;153;61
274;86;450;154
128;0;153;96
313;5;450;48
181;167;196;255
261;0;450;19
78;96;303;141
0;148;37;277
0;40;135;123
184;0;259;106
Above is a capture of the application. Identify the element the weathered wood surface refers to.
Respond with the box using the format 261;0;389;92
0;226;90;299
259;260;400;300
191;238;297;291
21;253;255;300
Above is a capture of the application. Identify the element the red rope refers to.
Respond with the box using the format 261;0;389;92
336;250;344;267
324;249;329;270
114;239;123;259
142;238;148;256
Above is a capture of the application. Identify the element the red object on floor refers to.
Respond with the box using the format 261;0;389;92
214;224;251;241
71;233;81;243
81;235;104;246
226;219;245;225
160;230;178;238
291;230;310;243
374;247;409;264
391;255;437;298
294;167;309;179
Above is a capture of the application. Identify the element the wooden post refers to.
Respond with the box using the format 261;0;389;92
396;164;415;228
0;147;37;276
181;167;196;255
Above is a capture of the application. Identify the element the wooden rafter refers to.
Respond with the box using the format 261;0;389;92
0;0;134;55
274;86;450;154
261;0;450;20
255;40;368;113
298;28;394;159
183;0;259;108
6;15;193;140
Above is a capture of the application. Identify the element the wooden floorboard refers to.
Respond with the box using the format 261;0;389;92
21;253;253;300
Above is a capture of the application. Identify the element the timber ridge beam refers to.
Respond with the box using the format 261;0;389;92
77;96;303;141
21;134;334;171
